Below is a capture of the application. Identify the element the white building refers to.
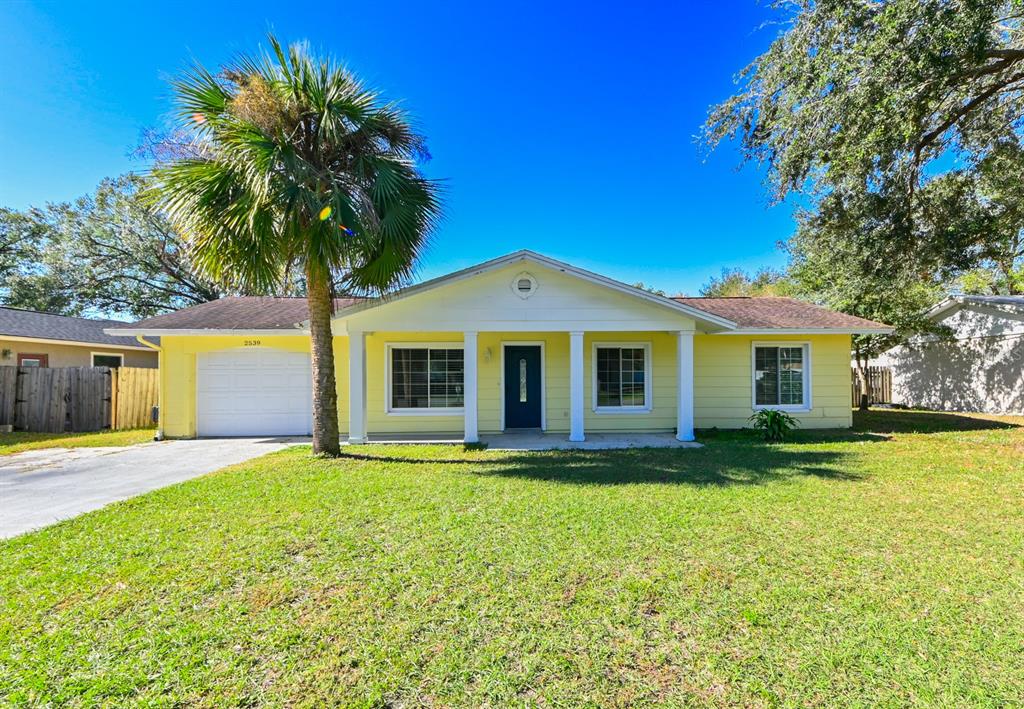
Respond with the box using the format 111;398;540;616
874;296;1024;414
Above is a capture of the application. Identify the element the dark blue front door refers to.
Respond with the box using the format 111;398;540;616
504;345;542;428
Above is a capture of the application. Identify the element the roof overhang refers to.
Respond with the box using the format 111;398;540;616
321;250;738;330
924;296;962;321
0;333;156;351
925;295;1024;321
715;327;895;336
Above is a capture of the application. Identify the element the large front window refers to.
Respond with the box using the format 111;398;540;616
754;345;808;408
390;347;464;411
594;344;650;410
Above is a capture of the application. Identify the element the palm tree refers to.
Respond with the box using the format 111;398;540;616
149;36;442;456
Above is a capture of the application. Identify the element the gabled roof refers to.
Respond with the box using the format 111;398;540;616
325;250;738;330
926;295;1024;320
673;297;892;333
106;252;894;335
0;307;151;349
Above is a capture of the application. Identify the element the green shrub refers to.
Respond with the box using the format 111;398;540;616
748;409;799;442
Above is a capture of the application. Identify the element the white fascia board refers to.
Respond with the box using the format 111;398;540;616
103;328;310;337
714;327;895;335
324;250;738;330
0;334;155;351
923;296;962;321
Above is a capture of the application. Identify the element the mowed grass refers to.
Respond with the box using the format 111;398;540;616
0;428;155;456
2;411;1023;706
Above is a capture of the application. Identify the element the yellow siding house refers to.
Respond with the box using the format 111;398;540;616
107;251;890;443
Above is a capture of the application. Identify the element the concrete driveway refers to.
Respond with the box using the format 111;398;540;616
0;437;306;539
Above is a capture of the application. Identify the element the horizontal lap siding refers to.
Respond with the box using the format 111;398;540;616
364;332;464;434
583;331;677;433
160;331;854;439
694;333;852;429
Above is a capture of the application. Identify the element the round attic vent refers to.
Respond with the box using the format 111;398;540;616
512;272;538;299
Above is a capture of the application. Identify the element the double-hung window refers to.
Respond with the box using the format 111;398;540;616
389;346;464;412
753;344;810;410
594;343;651;412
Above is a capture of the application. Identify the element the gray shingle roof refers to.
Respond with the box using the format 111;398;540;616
0;307;147;347
673;297;890;330
120;297;367;331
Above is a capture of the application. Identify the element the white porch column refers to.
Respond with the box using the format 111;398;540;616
676;330;695;442
463;331;479;443
347;330;367;444
569;331;585;442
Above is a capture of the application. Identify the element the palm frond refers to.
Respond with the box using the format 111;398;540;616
147;32;443;295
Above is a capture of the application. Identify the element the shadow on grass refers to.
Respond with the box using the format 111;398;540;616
852;408;1021;434
337;444;862;487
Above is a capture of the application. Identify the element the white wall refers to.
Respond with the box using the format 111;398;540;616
874;303;1024;413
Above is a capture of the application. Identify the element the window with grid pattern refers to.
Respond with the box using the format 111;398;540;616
596;346;646;408
391;348;464;409
754;346;805;407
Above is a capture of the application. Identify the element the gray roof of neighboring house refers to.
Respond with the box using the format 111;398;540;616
0;307;149;348
109;294;889;332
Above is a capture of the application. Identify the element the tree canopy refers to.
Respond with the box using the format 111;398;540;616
705;0;1024;295
699;267;793;297
0;175;227;318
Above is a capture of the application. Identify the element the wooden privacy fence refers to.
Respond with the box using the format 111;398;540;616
111;366;160;430
851;366;892;406
0;366;158;433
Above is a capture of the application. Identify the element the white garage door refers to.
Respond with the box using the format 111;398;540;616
197;348;313;436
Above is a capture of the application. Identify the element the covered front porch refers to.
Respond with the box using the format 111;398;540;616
343;329;697;445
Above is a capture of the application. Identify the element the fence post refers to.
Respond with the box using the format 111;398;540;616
110;368;118;430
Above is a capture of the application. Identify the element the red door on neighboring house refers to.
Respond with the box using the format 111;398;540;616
17;353;48;367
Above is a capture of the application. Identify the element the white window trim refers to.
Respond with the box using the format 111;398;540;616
499;341;547;431
91;351;124;368
750;341;813;413
591;341;653;414
385;342;466;416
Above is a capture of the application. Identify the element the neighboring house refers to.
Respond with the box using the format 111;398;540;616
107;251;889;441
0;307;158;369
873;295;1024;414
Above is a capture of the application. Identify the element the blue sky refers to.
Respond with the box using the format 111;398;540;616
0;0;793;295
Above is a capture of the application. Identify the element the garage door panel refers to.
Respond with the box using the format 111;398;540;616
197;348;312;436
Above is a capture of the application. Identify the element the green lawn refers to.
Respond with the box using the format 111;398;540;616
0;428;156;456
2;411;1023;706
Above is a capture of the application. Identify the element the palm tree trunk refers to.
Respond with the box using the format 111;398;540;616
306;266;341;456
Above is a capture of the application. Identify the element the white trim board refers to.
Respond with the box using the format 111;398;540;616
0;334;155;351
